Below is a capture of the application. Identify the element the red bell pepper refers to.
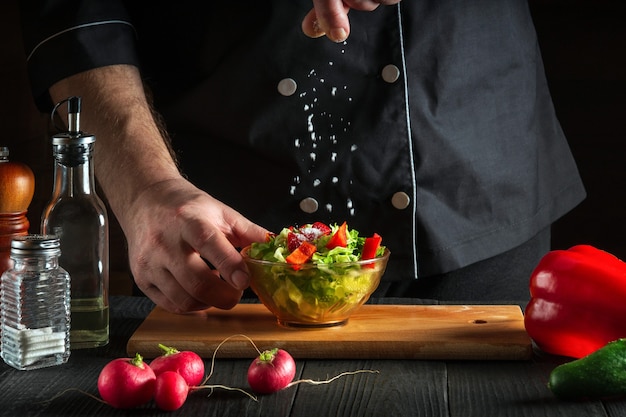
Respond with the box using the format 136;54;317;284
326;221;348;250
524;245;626;358
362;233;382;260
361;233;382;269
285;241;317;270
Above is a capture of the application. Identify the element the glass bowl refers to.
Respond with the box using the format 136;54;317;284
241;246;390;328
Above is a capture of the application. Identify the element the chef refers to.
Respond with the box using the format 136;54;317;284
19;0;585;312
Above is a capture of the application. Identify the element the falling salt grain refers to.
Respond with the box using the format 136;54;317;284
331;152;337;162
331;87;337;96
347;198;353;209
313;179;321;187
294;138;301;147
351;145;358;151
326;203;333;212
332;177;338;184
310;153;317;161
289;186;296;195
304;104;310;111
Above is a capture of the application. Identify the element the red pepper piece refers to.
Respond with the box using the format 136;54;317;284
326;221;348;250
362;233;382;260
361;233;382;269
285;241;317;270
524;245;626;358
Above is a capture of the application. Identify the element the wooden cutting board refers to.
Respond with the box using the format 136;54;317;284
127;304;532;360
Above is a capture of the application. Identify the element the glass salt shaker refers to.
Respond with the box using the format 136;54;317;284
1;235;71;370
41;96;110;349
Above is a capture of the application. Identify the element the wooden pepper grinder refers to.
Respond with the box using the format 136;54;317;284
0;147;35;276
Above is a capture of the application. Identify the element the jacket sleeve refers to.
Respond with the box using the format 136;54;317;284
19;0;140;111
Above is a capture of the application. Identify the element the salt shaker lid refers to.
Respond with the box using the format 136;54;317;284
10;235;61;255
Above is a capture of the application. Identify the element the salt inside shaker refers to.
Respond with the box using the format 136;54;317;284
1;235;71;370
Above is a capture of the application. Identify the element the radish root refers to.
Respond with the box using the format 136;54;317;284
37;388;108;405
287;369;380;388
191;384;258;401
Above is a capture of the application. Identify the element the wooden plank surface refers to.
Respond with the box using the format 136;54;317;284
127;304;532;360
446;361;610;417
289;360;449;417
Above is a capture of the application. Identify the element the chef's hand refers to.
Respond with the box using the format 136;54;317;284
125;177;269;313
302;0;402;42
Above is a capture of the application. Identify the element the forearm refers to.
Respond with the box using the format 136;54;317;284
49;64;181;224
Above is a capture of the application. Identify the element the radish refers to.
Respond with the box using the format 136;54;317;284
150;343;205;386
247;348;296;394
97;353;156;409
154;371;189;411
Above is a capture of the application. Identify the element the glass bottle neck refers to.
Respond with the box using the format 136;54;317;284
52;150;95;197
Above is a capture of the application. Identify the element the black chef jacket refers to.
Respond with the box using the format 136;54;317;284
20;0;586;284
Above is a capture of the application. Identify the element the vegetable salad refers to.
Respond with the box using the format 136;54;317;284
246;222;387;322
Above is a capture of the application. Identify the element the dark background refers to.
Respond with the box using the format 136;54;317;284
2;0;625;293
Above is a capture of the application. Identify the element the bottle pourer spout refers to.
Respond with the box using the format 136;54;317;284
67;96;82;134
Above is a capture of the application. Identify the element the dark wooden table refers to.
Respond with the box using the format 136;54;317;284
1;296;625;417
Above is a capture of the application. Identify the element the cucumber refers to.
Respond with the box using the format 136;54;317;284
549;338;626;400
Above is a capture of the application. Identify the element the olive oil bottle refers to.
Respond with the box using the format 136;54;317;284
41;96;109;349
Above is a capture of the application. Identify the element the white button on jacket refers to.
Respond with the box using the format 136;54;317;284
299;197;319;213
381;64;400;83
391;191;410;210
277;78;298;96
